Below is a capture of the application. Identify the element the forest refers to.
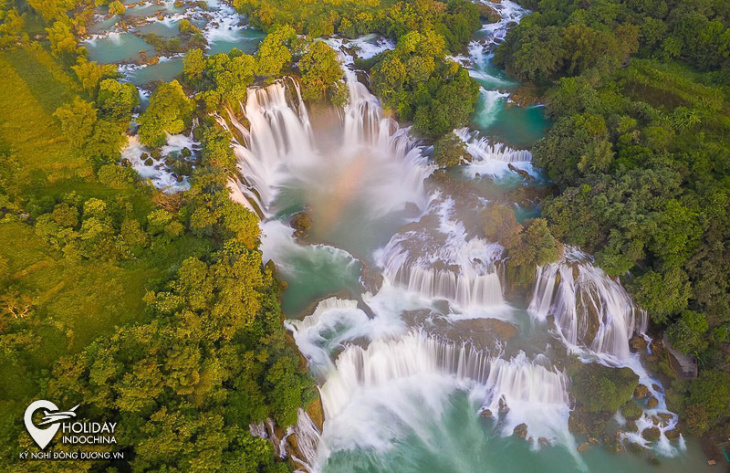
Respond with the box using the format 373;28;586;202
0;0;728;469
0;1;315;471
494;0;730;438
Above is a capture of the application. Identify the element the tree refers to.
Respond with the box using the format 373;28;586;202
97;79;138;121
72;59;118;94
256;25;296;78
54;98;97;149
433;133;467;167
481;203;522;249
138;81;194;147
573;364;639;413
299;41;347;105
183;48;206;83
0;8;24;49
667;310;708;356
0;289;34;319
47;21;78;57
108;0;125;16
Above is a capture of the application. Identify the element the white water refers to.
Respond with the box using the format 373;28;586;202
218;20;689;471
528;247;647;362
120;134;193;192
455;127;534;179
227;76;432;218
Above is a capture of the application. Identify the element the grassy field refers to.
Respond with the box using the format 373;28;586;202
0;45;212;440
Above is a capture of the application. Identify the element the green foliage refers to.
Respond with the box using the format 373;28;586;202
433;133;467;167
0;43;314;471
371;31;479;139
684;370;730;434
667;310;709;356
255;25;296;78
138;80;194;147
183;48;206;83
108;0;125;16
0;7;25;49
507;218;562;287
497;0;730;435
299;41;347;106
71;58;118;94
480;203;522;250
97;79;138;122
53;97;97;149
46;20;78;57
573;364;639;413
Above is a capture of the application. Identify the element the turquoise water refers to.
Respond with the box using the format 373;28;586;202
136;20;180;38
469;54;551;148
85;33;155;64
83;1;265;86
124;57;184;86
322;392;715;473
208;27;266;55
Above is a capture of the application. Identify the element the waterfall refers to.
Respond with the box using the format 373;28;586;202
455;128;534;179
292;409;322;472
479;352;574;449
375;199;508;317
229;79;317;214
308;331;576;465
226;73;433;218
316;331;493;457
528;248;647;361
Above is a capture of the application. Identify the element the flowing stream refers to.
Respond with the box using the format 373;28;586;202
96;1;716;472
225;2;713;472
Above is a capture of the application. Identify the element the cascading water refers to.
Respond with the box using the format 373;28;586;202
455;127;534;179
374;198;508;318
528;247;647;362
223;14;701;472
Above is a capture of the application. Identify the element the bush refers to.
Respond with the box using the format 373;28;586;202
573;364;639;413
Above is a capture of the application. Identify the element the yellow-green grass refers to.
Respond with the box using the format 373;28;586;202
0;45;213;411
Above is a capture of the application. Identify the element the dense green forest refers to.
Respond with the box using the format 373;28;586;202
1;0;729;468
234;0;487;139
494;0;730;438
0;1;315;471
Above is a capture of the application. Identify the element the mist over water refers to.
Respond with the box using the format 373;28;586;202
220;3;709;473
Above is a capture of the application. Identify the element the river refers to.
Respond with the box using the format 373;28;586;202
88;1;716;472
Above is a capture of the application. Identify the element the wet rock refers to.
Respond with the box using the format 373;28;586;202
498;397;510;414
290;211;312;239
538;437;550;447
634;384;649;399
647;396;659;409
646;354;659;362
513;423;527;439
144;157;154;166
578;441;590;452
657;413;673;422
507;163;535;181
630;335;647;352
642;427;661;442
481;409;493;418
589;437;599;444
360;266;384;293
665;429;680;440
628;442;645;454
477;3;501;23
651;383;661;392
